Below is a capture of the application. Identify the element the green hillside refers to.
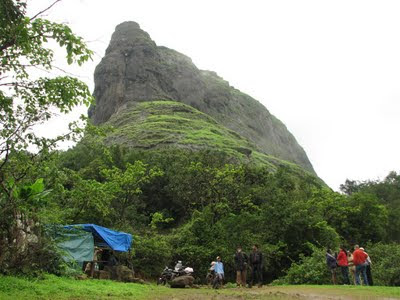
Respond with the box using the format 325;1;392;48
104;100;306;173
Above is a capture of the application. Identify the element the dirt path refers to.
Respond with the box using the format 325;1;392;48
151;286;400;300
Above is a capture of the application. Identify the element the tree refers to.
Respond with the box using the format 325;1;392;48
0;0;93;273
102;161;163;229
0;0;93;177
338;171;400;242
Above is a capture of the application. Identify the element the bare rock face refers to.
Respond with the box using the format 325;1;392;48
89;21;315;174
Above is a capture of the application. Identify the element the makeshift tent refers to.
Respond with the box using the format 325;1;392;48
51;226;94;264
50;224;133;264
64;224;133;252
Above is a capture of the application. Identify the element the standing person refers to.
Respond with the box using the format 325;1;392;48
326;249;337;285
206;261;216;286
353;245;369;286
234;246;248;287
347;251;356;285
213;256;224;289
107;250;118;267
360;247;373;286
336;246;350;284
249;244;263;288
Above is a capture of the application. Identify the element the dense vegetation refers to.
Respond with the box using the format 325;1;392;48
0;0;92;275
53;139;400;285
4;128;400;285
1;0;399;288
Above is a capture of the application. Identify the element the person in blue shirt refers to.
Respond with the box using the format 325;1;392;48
213;256;224;288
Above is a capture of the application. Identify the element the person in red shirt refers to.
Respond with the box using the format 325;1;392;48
352;245;369;285
336;246;350;284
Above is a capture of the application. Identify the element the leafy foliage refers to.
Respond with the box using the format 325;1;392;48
54;135;400;283
275;246;331;285
0;0;92;274
367;243;400;286
341;172;400;242
131;234;173;278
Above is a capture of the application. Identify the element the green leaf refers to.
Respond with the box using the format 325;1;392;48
30;178;44;195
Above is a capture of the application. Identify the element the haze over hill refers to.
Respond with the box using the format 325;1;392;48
89;21;315;174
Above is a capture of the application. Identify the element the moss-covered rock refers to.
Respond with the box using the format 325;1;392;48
102;100;313;174
89;21;315;174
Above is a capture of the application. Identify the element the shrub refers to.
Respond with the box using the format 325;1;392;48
367;243;400;286
131;234;173;279
275;246;331;285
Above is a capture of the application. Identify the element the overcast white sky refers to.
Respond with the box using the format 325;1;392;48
28;0;400;190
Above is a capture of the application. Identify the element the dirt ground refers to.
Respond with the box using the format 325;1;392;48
151;285;400;300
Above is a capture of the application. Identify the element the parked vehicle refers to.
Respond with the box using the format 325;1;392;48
157;266;175;285
157;262;194;285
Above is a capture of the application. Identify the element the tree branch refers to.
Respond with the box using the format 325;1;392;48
30;0;62;21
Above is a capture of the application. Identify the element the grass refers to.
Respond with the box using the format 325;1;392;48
1;275;400;299
0;275;169;300
103;100;318;176
106;101;253;151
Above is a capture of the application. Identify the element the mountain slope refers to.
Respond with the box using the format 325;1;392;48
89;21;315;174
104;100;308;172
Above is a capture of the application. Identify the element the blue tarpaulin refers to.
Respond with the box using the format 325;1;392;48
64;224;132;252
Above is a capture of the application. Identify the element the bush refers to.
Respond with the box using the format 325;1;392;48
275;246;331;285
0;227;67;277
131;234;173;279
367;243;400;286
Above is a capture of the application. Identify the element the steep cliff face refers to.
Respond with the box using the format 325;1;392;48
89;21;315;174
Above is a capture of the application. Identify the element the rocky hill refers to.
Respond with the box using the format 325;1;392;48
89;21;315;174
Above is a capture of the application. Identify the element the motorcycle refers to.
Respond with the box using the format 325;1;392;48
157;266;175;285
157;262;194;285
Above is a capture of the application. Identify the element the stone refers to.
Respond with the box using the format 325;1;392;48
98;270;110;280
169;275;195;288
115;265;135;282
89;21;315;174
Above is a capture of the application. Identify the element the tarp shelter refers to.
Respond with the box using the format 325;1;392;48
51;226;95;264
64;224;133;252
51;224;133;264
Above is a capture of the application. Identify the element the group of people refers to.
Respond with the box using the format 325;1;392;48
326;245;372;286
209;244;264;288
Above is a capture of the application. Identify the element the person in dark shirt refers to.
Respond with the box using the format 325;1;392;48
108;250;118;267
234;246;248;287
249;244;263;288
326;248;337;284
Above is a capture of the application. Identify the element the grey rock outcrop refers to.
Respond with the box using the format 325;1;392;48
89;21;315;173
